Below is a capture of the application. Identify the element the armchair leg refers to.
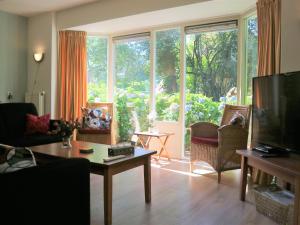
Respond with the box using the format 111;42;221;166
190;162;194;173
218;171;221;184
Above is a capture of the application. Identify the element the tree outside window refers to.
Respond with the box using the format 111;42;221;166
155;28;181;121
87;36;108;102
185;27;238;152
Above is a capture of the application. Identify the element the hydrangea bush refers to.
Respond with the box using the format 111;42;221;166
115;87;237;144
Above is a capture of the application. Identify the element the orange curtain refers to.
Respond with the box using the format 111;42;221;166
58;31;87;121
253;0;281;185
257;0;281;76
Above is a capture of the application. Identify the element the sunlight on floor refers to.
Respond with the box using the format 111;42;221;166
151;157;215;177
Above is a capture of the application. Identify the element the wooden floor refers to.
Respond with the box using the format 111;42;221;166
90;158;276;225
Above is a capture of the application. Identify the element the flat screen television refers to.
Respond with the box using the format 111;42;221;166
252;71;300;153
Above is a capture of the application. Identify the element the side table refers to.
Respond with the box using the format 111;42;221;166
134;131;174;160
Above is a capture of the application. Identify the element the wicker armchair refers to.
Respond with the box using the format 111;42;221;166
190;104;251;183
76;102;115;145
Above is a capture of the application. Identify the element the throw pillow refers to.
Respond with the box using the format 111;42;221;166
26;113;50;135
81;107;111;129
0;144;36;174
229;111;246;127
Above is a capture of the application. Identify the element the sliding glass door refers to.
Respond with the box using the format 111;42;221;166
155;28;181;122
87;36;108;102
184;21;238;154
114;34;150;142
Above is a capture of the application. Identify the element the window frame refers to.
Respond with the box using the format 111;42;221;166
240;10;258;104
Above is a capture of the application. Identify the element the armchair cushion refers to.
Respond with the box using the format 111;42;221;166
78;127;110;134
191;136;218;147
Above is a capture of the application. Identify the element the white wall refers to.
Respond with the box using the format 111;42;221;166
26;0;209;118
0;11;27;103
27;12;57;116
56;0;209;29
281;0;300;73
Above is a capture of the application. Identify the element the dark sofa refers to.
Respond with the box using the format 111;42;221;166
0;158;90;225
0;103;62;147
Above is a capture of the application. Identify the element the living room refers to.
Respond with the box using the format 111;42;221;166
0;0;300;225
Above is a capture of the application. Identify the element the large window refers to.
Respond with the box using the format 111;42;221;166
87;36;108;102
155;28;181;121
114;34;150;141
185;21;238;152
86;16;256;153
245;15;258;104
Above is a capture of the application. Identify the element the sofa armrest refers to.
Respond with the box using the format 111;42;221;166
190;122;219;138
0;158;90;225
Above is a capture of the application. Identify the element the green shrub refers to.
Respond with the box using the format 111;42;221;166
115;93;133;142
88;82;107;102
115;82;237;143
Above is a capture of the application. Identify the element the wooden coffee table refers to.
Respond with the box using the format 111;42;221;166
30;141;157;225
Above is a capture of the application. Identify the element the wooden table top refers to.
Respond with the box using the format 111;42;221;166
134;131;174;137
30;141;156;168
237;149;300;177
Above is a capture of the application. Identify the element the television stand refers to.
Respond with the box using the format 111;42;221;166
236;149;300;225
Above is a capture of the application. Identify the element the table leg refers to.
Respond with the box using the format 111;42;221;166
144;157;151;203
294;178;300;225
145;136;152;149
137;135;151;149
137;136;146;149
157;136;171;160
104;168;113;225
240;156;248;201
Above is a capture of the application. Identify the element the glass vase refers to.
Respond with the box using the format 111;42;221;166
62;136;72;148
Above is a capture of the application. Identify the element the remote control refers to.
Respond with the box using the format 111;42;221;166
103;155;126;162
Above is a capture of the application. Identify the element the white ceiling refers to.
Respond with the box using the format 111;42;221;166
0;0;98;17
71;0;256;34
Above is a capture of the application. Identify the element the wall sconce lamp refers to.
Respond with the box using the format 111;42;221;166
33;52;44;63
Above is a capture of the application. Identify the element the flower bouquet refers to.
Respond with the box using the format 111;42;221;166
52;119;81;148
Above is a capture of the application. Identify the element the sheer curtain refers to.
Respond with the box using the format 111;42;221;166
58;31;87;120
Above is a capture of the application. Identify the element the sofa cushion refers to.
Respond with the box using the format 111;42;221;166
0;103;38;139
3;134;62;147
26;113;50;135
191;136;218;147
